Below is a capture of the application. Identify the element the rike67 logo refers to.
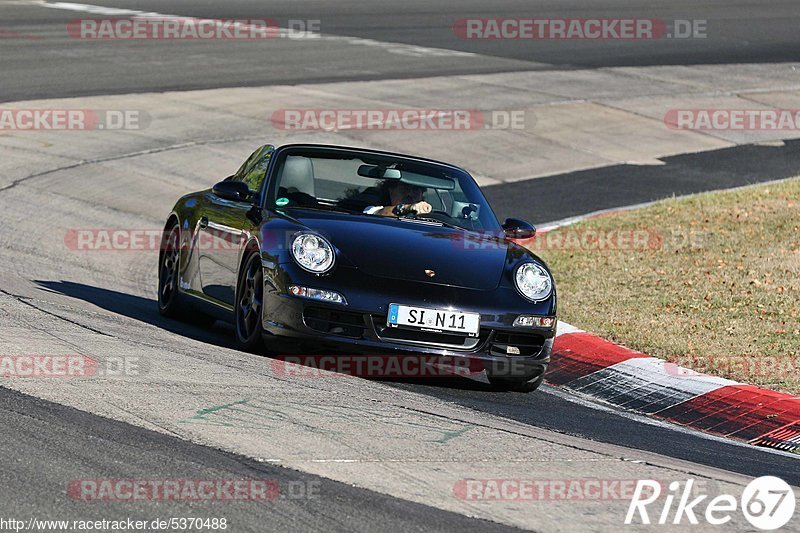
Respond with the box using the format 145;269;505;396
626;476;796;530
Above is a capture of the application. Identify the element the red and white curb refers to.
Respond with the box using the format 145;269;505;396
549;322;800;454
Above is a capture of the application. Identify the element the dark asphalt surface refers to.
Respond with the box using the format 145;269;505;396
485;139;800;225
2;0;800;101
387;380;800;487
0;386;519;532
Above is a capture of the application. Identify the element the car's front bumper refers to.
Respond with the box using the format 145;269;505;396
261;262;556;378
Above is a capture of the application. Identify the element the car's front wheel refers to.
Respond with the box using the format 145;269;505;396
235;251;265;352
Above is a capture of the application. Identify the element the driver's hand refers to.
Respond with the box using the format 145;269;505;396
409;201;432;214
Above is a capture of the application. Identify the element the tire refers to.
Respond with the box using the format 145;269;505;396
234;251;265;352
157;223;215;327
158;224;186;318
486;360;546;393
487;373;545;393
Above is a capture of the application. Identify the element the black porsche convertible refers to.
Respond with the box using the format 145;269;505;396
158;144;556;392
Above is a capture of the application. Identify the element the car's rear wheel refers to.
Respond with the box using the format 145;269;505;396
235;251;265;352
158;224;185;317
158;223;215;327
486;366;546;393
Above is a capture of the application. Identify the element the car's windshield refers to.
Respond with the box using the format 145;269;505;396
267;149;501;231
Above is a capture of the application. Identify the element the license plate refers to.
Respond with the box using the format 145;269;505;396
387;304;480;337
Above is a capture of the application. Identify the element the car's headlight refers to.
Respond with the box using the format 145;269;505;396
290;233;335;273
514;263;552;302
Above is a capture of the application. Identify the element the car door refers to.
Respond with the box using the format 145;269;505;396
198;144;274;306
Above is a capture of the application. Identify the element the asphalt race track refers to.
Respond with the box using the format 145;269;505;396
2;0;800;101
485;140;800;224
0;387;519;532
1;1;799;531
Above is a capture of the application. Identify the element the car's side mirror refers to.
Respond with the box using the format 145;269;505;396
212;180;252;202
503;218;536;239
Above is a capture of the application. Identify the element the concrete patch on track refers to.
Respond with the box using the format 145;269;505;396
0;386;525;533
0;62;797;189
0;290;758;530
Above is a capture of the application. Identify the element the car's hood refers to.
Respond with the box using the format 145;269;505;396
289;211;509;290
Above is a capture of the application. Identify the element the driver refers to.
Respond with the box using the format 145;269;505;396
364;181;432;217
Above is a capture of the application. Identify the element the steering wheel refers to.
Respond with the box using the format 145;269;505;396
409;210;452;222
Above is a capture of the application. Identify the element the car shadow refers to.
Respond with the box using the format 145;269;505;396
33;280;235;350
34;280;498;392
377;376;494;391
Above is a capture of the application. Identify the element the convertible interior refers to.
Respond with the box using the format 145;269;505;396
274;155;480;224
